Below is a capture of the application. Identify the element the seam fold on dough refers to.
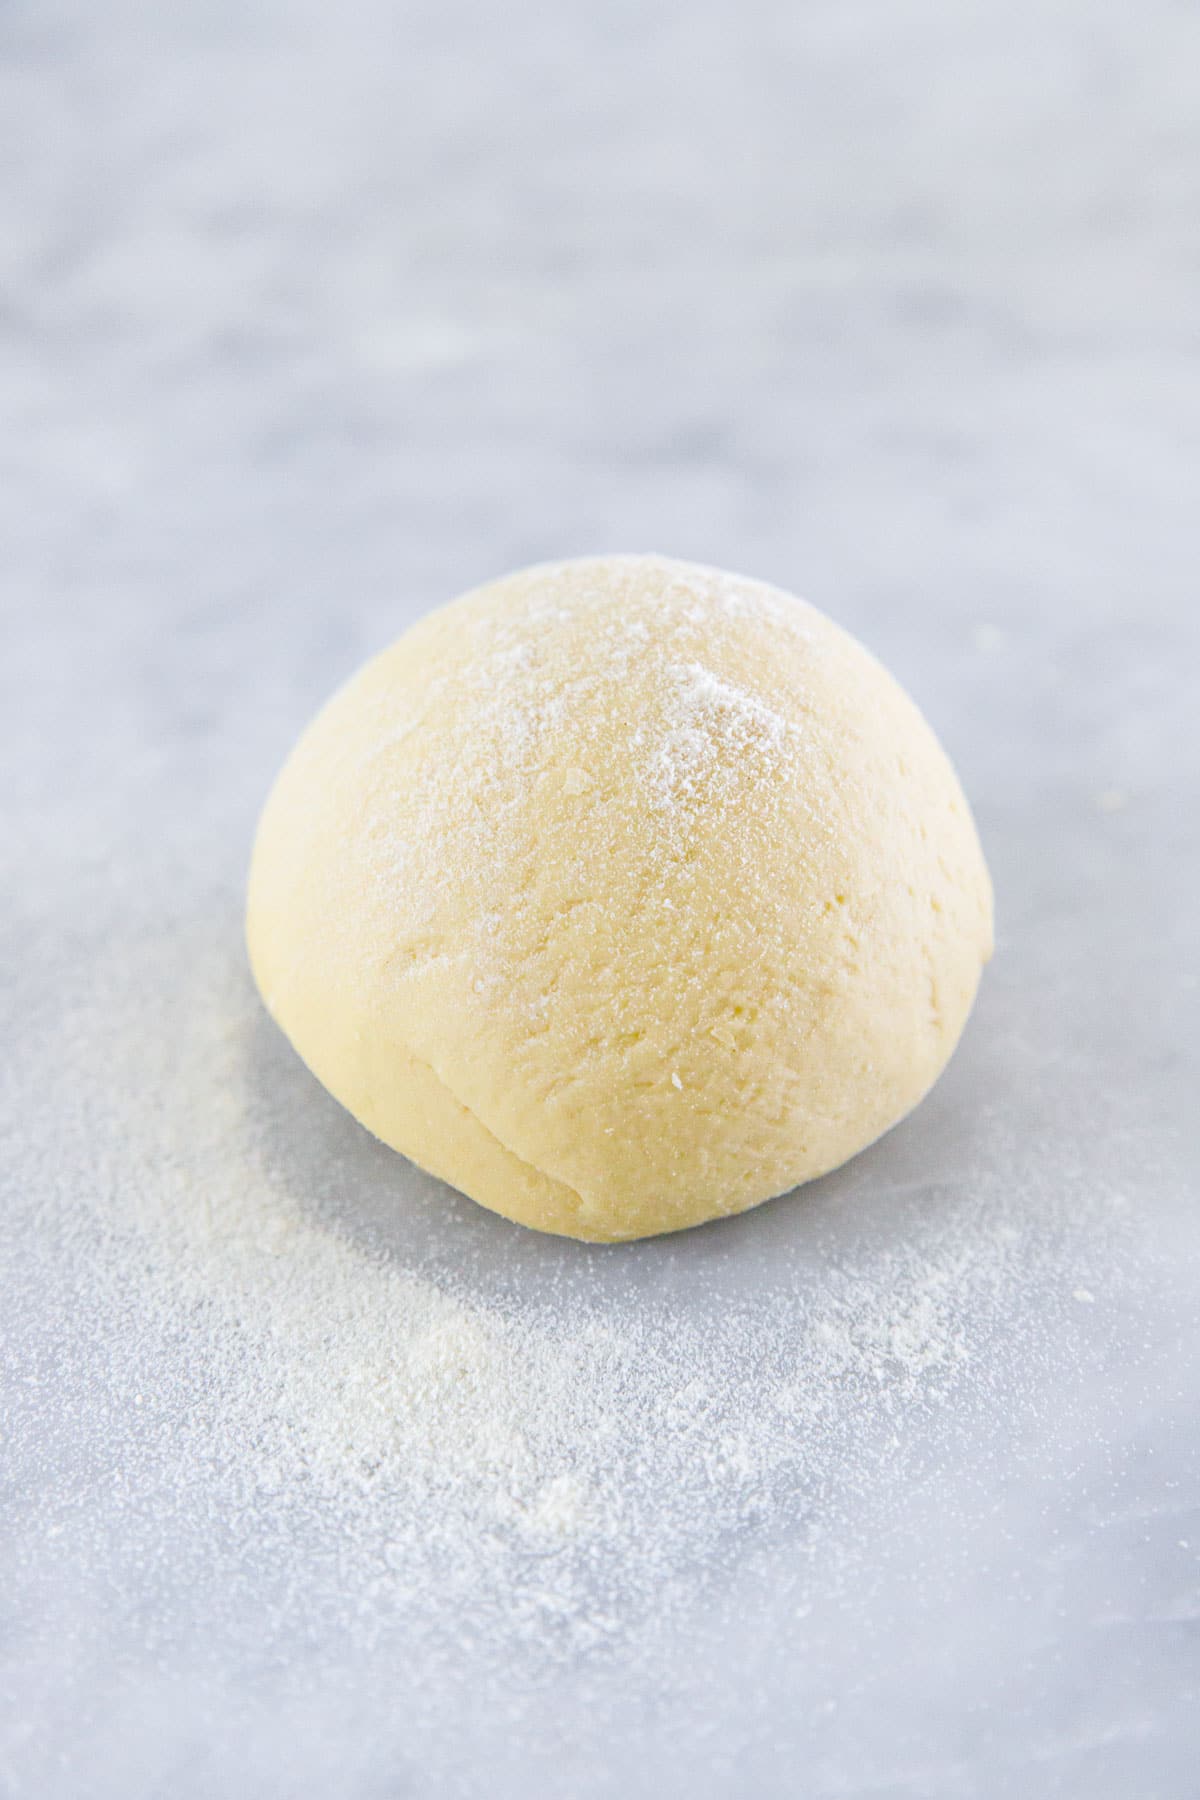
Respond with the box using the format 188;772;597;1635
395;1039;604;1234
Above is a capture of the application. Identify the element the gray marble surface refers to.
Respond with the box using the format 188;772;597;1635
3;1;1199;1794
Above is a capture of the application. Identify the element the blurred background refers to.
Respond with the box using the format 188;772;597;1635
6;0;1197;709
3;1;1198;1796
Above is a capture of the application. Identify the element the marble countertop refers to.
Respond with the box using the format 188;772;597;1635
3;1;1198;1794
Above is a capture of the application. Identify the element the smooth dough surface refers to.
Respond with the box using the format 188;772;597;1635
247;556;993;1241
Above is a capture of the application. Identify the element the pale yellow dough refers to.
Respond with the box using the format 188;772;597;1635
247;556;993;1242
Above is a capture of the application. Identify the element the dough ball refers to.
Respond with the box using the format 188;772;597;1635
247;556;993;1242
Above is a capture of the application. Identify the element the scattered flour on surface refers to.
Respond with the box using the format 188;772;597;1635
3;919;1131;1686
4;905;1142;1723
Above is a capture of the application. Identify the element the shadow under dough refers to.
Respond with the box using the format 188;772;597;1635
233;969;1005;1318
